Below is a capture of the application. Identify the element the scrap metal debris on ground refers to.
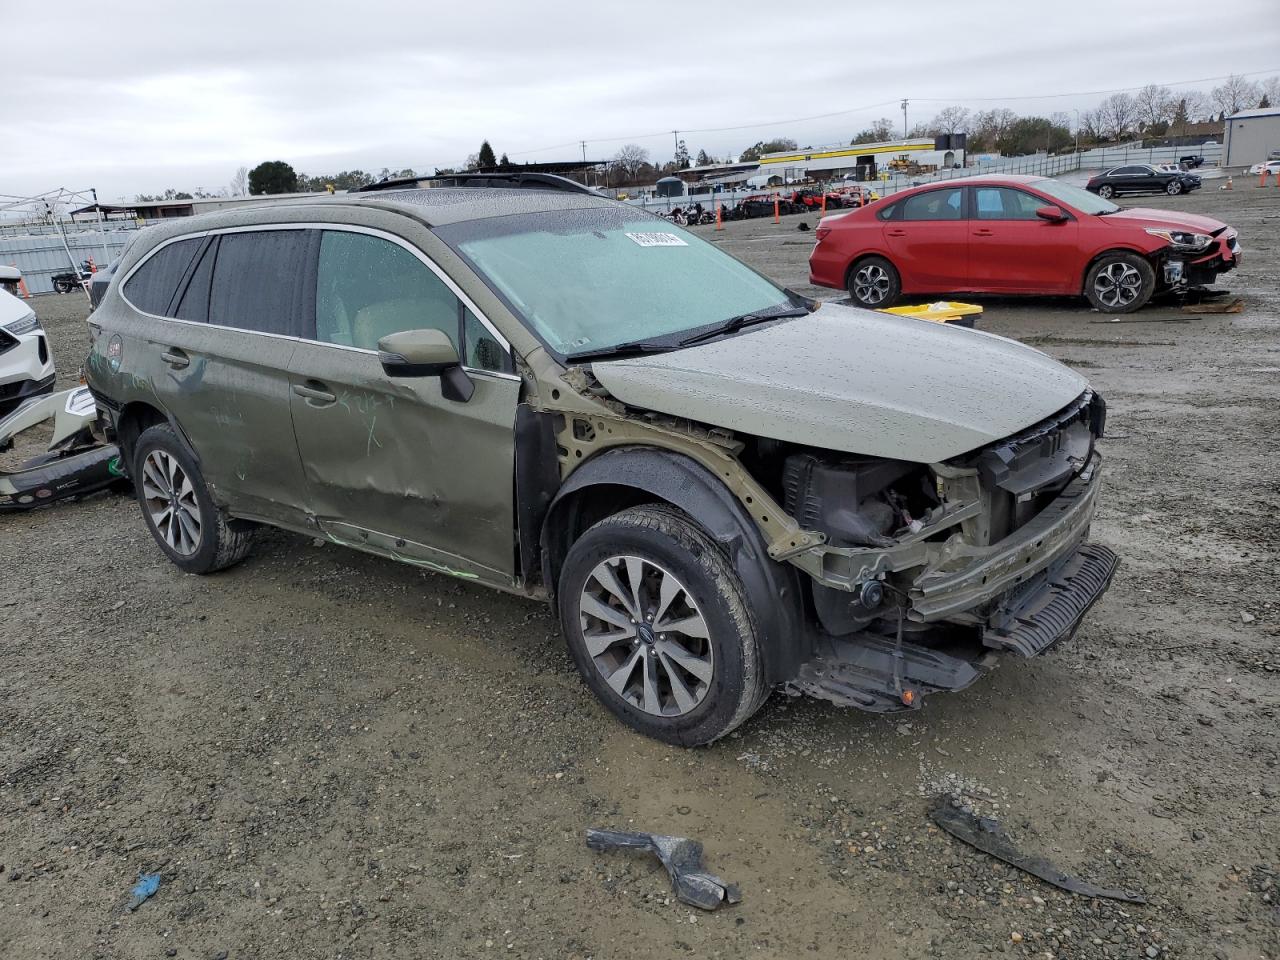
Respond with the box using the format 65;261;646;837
929;797;1147;904
1182;297;1244;314
585;829;741;910
0;386;122;511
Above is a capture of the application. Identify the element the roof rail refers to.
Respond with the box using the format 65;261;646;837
359;172;602;195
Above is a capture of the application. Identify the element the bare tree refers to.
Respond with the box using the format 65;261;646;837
970;108;1017;151
1211;74;1261;116
931;105;971;136
230;166;248;196
1258;75;1280;107
1181;90;1212;122
1098;93;1139;141
1134;84;1174;131
613;143;650;179
1078;107;1106;143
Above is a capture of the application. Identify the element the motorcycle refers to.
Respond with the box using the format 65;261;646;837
50;260;94;294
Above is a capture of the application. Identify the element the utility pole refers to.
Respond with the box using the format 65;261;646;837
901;99;909;139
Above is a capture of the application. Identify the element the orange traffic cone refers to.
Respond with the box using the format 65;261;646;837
9;264;29;298
715;202;723;231
773;197;780;224
1226;176;1233;190
87;255;97;273
820;193;827;213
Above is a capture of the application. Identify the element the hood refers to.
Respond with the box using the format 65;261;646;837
1104;208;1227;233
0;289;35;328
591;302;1088;463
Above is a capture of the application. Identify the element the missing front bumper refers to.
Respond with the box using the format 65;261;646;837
786;539;1117;713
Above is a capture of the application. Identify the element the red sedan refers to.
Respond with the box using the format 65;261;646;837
809;175;1240;313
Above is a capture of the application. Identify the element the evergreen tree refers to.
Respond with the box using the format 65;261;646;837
477;141;498;169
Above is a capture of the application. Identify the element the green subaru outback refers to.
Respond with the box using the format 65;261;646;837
85;175;1116;746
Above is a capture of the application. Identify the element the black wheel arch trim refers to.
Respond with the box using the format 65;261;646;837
540;446;811;685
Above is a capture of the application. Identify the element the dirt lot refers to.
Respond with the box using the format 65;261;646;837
2;184;1277;960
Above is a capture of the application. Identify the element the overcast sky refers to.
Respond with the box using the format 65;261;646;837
3;1;1277;202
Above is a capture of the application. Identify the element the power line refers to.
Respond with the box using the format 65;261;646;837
911;67;1280;103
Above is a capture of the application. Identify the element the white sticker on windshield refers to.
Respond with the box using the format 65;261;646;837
625;232;688;247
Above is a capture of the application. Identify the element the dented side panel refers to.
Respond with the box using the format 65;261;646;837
287;340;521;581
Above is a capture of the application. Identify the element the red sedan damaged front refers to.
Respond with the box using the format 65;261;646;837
809;174;1239;313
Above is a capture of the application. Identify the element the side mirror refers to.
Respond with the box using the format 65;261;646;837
378;328;474;402
1035;205;1067;222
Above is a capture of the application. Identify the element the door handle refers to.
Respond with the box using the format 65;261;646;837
293;381;337;405
972;228;993;236
886;229;906;237
161;348;189;369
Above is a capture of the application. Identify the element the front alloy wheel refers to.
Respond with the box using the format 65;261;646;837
1084;252;1155;314
1166;180;1183;195
579;555;714;717
558;504;769;745
1092;262;1144;308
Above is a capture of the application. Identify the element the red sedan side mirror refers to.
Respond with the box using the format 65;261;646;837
1035;205;1067;222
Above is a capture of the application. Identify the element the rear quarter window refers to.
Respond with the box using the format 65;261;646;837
122;238;203;316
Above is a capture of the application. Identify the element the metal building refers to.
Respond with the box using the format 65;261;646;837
1223;108;1280;167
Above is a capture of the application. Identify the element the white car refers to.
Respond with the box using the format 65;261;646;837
0;288;55;417
1247;160;1280;176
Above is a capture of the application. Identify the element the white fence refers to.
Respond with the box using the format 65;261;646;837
0;221;141;295
1076;142;1223;170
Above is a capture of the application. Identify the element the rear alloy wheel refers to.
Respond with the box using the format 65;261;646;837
848;256;901;308
1097;184;1114;199
131;423;255;574
1166;180;1183;195
558;505;768;745
1085;253;1156;314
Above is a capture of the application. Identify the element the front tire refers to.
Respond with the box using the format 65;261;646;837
131;423;254;574
847;255;901;308
1085;252;1156;313
1166;180;1183;195
558;505;768;746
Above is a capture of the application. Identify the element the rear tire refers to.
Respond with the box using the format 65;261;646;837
131;424;254;574
1084;252;1156;314
847;255;901;308
558;505;769;746
1097;184;1114;199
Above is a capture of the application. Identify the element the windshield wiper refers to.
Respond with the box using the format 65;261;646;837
678;307;808;347
564;339;678;362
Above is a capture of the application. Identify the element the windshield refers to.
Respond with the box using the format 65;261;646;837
435;206;792;357
1032;178;1120;215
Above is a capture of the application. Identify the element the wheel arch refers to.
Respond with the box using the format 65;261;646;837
115;400;199;468
540;446;810;685
844;250;900;293
1080;246;1160;295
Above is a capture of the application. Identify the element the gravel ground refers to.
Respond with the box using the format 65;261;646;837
1;183;1277;960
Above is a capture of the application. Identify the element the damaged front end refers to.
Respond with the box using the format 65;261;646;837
778;390;1117;712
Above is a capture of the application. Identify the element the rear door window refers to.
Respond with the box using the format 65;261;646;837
899;188;963;221
208;230;312;337
123;238;202;316
173;240;216;322
314;230;461;352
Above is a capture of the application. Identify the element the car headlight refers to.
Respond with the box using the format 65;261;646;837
1144;228;1213;252
3;312;41;336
